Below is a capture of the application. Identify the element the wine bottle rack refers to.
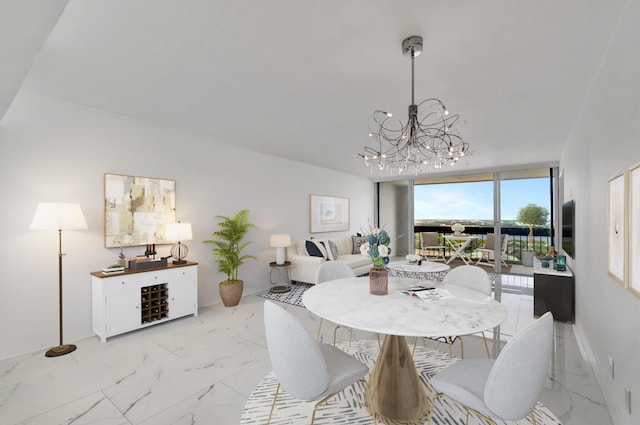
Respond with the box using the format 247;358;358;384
141;283;169;324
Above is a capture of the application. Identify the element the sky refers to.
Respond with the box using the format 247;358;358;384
414;178;551;221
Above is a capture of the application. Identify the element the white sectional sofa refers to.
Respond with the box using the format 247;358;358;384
286;235;372;284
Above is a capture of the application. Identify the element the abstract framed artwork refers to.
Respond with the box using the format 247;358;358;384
607;171;627;286
309;195;349;233
629;163;640;297
104;173;176;248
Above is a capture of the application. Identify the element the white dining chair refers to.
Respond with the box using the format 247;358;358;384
428;312;554;425
263;300;368;424
443;265;493;358
314;261;356;345
414;265;492;359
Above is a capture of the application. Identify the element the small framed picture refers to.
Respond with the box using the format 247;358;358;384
629;163;640;297
607;171;627;286
309;195;349;233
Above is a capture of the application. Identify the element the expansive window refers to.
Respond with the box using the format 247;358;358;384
411;168;555;272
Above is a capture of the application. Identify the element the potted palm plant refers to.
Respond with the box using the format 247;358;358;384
203;209;256;307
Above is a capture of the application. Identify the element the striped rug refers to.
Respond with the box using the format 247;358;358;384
241;339;561;425
257;282;313;307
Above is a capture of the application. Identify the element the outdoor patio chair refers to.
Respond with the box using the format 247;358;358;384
475;233;509;267
420;231;446;262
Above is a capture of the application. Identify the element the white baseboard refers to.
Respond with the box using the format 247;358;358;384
574;322;628;425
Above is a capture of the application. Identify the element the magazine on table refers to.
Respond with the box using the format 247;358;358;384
400;285;454;302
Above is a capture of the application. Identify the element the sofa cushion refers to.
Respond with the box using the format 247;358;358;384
305;240;327;258
331;236;351;256
351;235;367;254
314;239;336;260
327;240;339;260
338;254;372;269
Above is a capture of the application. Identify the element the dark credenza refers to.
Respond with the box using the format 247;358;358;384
533;260;575;323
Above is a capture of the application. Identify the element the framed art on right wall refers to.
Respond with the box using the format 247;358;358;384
629;163;640;297
608;171;627;287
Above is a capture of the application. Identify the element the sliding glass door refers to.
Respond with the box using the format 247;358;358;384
407;167;556;274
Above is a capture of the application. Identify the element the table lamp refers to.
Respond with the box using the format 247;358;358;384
30;202;88;357
166;222;193;264
270;234;291;265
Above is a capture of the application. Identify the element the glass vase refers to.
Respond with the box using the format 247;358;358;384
369;265;388;295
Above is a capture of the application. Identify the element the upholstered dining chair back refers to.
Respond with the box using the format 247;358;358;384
484;311;554;419
429;312;553;424
264;300;329;400
442;265;491;296
315;260;355;284
263;300;368;425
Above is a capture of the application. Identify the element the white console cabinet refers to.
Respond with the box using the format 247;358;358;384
91;262;198;342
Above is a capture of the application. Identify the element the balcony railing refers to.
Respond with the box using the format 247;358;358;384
414;225;553;264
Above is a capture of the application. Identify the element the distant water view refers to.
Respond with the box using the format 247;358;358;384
414;178;551;222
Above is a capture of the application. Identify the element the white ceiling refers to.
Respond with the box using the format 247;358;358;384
1;0;629;180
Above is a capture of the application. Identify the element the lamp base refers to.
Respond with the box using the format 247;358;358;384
45;344;76;357
172;259;187;264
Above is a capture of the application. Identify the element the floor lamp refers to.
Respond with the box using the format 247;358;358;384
30;202;88;357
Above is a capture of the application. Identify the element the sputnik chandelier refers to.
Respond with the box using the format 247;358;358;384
358;36;470;175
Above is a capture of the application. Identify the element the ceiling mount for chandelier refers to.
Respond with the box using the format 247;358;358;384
357;35;471;175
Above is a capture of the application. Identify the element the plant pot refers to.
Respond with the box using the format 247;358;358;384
521;250;535;267
219;280;243;307
369;266;388;295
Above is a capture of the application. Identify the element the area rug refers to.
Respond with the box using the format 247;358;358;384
241;340;561;425
257;282;313;307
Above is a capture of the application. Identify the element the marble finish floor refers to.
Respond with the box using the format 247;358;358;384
0;275;613;424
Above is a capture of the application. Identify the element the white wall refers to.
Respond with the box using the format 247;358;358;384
561;1;640;423
378;181;411;257
0;91;374;360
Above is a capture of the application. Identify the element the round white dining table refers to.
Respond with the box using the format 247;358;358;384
302;276;507;424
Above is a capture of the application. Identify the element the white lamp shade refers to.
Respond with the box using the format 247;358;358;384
30;202;88;230
270;234;291;248
166;222;193;241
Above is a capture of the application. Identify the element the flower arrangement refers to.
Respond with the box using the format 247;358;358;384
360;227;391;266
406;254;421;264
451;223;465;233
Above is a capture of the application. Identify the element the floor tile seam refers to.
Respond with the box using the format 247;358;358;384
14;390;121;425
99;390;134;425
129;380;245;424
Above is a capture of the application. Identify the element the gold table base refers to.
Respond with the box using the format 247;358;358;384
364;335;430;424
